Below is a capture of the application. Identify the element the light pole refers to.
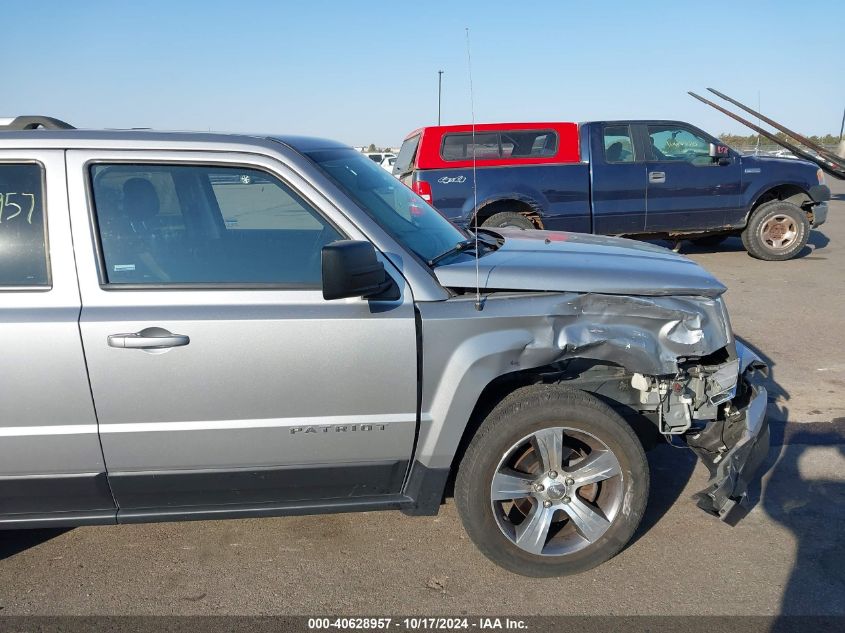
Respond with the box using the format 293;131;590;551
438;70;444;125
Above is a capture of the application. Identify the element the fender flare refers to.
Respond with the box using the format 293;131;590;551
744;182;814;224
462;188;548;224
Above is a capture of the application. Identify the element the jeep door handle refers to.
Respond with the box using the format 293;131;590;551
649;171;666;184
108;327;190;349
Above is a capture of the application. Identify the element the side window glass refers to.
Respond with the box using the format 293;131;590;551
441;133;500;160
394;133;420;178
90;164;343;286
501;131;558;158
0;163;49;287
603;126;636;163
648;126;712;165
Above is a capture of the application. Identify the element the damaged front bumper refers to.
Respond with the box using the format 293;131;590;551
686;342;769;522
811;201;828;228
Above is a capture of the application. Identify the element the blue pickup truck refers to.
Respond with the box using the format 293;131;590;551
395;120;831;260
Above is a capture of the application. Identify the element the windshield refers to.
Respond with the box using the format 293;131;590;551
307;148;468;264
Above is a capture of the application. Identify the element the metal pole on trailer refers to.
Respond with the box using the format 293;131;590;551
839;106;844;141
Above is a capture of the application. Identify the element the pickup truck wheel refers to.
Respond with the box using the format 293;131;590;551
455;384;648;577
482;211;535;230
742;200;809;261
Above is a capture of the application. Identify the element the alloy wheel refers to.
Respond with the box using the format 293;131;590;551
490;426;624;556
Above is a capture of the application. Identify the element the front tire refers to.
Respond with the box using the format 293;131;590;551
455;385;648;577
741;200;810;261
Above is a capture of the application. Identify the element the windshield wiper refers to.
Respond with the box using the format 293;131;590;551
472;229;502;247
427;239;479;266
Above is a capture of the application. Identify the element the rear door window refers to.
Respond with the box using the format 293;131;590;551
603;125;636;163
0;163;49;287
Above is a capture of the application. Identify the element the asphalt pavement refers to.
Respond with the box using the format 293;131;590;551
0;179;843;617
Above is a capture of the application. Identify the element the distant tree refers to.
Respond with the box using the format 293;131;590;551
719;131;839;149
366;143;377;152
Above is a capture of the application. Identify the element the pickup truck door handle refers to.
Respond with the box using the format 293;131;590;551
648;171;666;184
108;327;190;350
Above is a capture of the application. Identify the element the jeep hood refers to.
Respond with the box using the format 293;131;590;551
433;229;726;297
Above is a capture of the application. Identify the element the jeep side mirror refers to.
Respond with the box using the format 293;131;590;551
321;240;394;300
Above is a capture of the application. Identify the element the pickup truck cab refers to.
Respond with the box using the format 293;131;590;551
0;116;769;577
395;120;831;260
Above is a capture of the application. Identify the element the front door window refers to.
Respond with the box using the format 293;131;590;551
90;164;343;286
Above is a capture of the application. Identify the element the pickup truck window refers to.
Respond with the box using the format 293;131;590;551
0;163;49;288
441;130;558;161
648;125;712;165
603;125;636;163
500;131;557;158
442;132;500;160
306;148;467;264
90;164;342;286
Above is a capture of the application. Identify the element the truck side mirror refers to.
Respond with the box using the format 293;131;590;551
321;240;395;300
709;143;730;159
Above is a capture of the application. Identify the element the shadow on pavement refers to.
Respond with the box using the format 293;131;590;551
766;428;845;621
643;224;833;258
736;336;845;618
682;235;746;254
806;229;830;252
630;440;696;545
0;528;68;561
677;231;830;258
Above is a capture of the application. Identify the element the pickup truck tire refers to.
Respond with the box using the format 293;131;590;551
482;211;535;230
455;384;648;577
742;200;810;261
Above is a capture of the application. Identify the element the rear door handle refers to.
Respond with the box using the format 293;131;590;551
108;327;190;350
649;171;666;183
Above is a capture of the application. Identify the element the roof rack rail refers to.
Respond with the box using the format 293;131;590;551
0;116;75;130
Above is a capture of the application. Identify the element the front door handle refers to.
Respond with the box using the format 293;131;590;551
649;171;666;184
108;327;190;350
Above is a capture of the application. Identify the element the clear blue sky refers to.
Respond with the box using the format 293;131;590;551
3;0;843;147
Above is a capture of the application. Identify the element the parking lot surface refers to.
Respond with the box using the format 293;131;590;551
0;180;843;617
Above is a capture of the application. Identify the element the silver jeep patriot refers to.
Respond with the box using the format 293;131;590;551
0;116;768;577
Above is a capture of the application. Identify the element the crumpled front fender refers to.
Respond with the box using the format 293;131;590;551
414;292;733;470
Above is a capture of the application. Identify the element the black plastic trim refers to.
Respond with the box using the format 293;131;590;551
118;495;411;524
0;116;75;130
0;472;115;515
0;461;448;528
400;461;450;516
108;461;408;510
0;510;116;530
